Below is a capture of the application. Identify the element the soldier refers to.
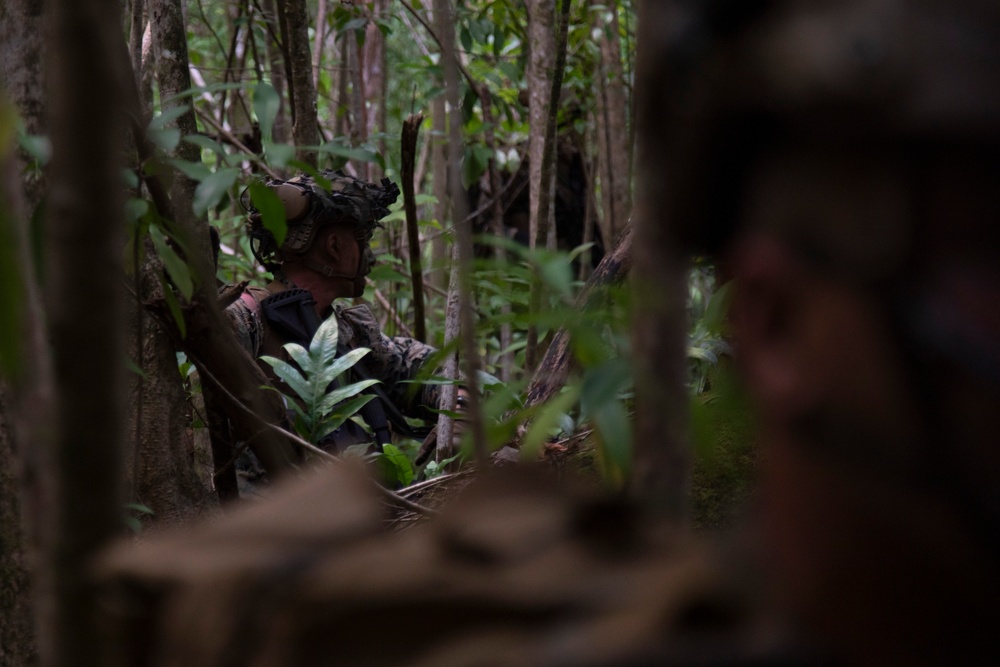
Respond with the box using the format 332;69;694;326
226;170;462;472
646;0;1000;662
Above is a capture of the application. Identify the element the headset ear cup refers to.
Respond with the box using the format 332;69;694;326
274;183;311;222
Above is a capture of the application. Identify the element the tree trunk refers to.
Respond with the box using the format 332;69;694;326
524;0;556;251
631;0;691;527
430;94;449;291
284;0;318;166
2;3;50;663
592;0;632;248
43;0;130;662
0;127;43;667
143;0;217;522
0;388;36;666
0;0;47;207
261;0;289;144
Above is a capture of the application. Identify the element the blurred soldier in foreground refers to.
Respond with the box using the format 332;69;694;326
96;1;998;664
648;0;1000;662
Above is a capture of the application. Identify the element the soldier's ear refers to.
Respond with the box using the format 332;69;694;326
731;232;819;421
320;227;340;259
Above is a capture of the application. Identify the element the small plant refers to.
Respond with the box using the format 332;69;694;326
260;315;379;445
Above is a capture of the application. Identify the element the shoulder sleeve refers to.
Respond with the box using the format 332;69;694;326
337;304;441;418
224;287;268;359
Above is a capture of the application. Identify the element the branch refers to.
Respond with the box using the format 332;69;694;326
398;0;478;91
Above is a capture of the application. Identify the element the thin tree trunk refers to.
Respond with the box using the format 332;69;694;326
592;0;632;247
480;91;514;382
261;0;289;143
43;0;130;662
284;0;318;165
631;0;691;527
431;0;487;468
363;0;388;176
430;94;449;290
401;114;428;343
144;0;217;521
312;0;328;91
0;116;45;667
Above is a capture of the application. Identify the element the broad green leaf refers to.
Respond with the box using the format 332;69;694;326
260;354;311;400
703;280;734;335
593;400;632;481
254;82;280;142
148;106;189;130
167;158;213;182
309;312;342;366
124;198;149;224
264;141;295;166
316;142;379;163
315;394;376;441
248;181;287;246
150;228;194;301
147;127;181;153
183;134;228;158
521;385;580;458
159;274;186;339
18;134;51;164
284;343;311;374
378;443;414;487
193;168;240;216
316;379;380;416
580;359;632;416
313;349;373;398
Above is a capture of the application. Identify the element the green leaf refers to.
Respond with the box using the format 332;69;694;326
309;312;342;367
580;359;633;415
592;400;632;480
254;82;281;142
150;228;194;301
378;443;414;487
315;394;376;441
183;134;228;158
248;181;287;246
18;134;51;164
316;142;379;163
264;141;295;166
260;354;311;400
521;385;580;458
193;168;240;216
313;349;373;397
167;158;213;182
147;127;181;153
316;378;380;416
148;106;189;130
703;280;734;335
159;274;187;339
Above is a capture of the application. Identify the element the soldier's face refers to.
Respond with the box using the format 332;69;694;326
730;148;1000;662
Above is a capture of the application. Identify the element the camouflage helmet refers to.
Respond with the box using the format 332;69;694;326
243;169;400;270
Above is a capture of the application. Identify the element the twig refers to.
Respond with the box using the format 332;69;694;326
398;0;478;91
194;106;280;179
366;280;414;338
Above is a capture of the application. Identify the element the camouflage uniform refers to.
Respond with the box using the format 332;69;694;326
226;278;442;426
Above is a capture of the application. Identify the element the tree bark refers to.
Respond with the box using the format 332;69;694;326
592;0;632;248
521;226;632;413
142;0;217;522
524;0;556;252
261;0;289;144
0;5;48;659
631;0;691;527
0;388;36;666
284;0;318;166
43;0;131;662
401;113;427;343
0;120;43;667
